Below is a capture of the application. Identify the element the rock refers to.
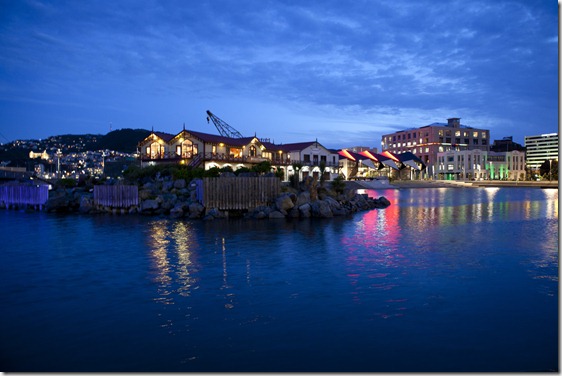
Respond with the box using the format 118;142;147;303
323;196;342;211
254;211;267;219
170;205;184;218
162;181;174;192
188;202;205;218
173;179;186;189
275;194;295;212
298;203;311;218
139;189;153;200
207;207;225;218
311;200;333;218
296;191;311;207
268;210;285;219
377;196;391;207
141;199;159;212
288;207;300;218
45;193;69;212
79;196;93;214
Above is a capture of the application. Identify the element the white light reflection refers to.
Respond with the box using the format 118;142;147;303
148;221;200;304
542;189;558;219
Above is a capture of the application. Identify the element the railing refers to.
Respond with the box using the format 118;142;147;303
202;177;280;210
0;184;49;206
139;153;340;169
94;185;139;208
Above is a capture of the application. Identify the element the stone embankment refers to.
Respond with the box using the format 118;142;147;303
36;176;391;219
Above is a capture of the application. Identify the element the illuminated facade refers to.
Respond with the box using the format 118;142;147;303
524;133;558;172
436;149;526;180
138;129;340;181
381;118;490;178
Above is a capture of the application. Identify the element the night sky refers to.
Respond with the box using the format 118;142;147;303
0;0;558;149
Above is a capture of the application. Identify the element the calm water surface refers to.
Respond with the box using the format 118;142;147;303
0;187;558;372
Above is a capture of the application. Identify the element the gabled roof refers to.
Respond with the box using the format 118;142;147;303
139;131;175;144
186;129;257;147
263;141;329;153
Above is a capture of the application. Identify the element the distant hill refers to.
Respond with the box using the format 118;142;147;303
98;128;151;153
0;128;151;167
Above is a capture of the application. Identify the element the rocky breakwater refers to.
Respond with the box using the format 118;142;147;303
43;175;391;219
245;176;391;220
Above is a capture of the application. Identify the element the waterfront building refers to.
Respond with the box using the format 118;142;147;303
436;149;526;181
524;133;558;172
381;118;490;179
138;128;340;181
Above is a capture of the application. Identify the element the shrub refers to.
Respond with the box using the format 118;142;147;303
331;174;346;194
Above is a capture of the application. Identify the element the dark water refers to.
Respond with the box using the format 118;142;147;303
0;187;558;372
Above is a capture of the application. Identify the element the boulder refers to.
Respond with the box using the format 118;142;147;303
173;179;186;189
296;191;311;207
311;200;333;218
170;205;184;218
188;202;205;218
275;194;295;212
141;199;159;212
79;196;94;214
268;210;286;219
298;203;311;218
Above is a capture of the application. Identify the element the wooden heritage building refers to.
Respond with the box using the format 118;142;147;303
138;127;341;182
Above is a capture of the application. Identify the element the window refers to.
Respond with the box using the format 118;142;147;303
321;155;327;162
408;133;411;139
445;138;451;143
445;130;451;136
438;130;444;136
473;139;479;145
482;132;487;139
455;131;461;137
176;145;181;156
473;131;479;138
455;138;460;144
464;138;469;144
303;154;310;162
413;132;417;138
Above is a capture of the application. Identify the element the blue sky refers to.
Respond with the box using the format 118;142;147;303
0;0;558;149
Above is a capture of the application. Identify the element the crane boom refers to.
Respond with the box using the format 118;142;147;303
206;110;244;138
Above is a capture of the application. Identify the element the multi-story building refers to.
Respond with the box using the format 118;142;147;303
524;133;558;172
436;149;526;181
486;150;526;180
381;118;490;178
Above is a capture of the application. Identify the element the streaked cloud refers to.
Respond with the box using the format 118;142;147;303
0;0;557;148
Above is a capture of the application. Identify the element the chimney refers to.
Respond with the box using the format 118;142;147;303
447;118;461;128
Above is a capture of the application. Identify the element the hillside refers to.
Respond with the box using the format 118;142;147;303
97;128;151;153
0;128;151;167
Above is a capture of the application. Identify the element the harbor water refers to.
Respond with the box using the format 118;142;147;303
0;187;558;372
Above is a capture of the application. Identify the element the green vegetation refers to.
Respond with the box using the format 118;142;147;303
539;159;558;181
330;174;346;194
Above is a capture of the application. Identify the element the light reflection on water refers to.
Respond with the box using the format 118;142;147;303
1;187;557;372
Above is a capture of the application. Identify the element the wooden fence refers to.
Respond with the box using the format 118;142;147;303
0;184;49;206
202;177;280;210
94;185;139;208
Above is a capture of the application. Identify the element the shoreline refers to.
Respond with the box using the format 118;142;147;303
346;179;559;190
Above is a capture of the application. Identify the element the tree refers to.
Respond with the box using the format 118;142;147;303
539;159;558;181
290;162;303;189
251;161;272;175
331;174;346;194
